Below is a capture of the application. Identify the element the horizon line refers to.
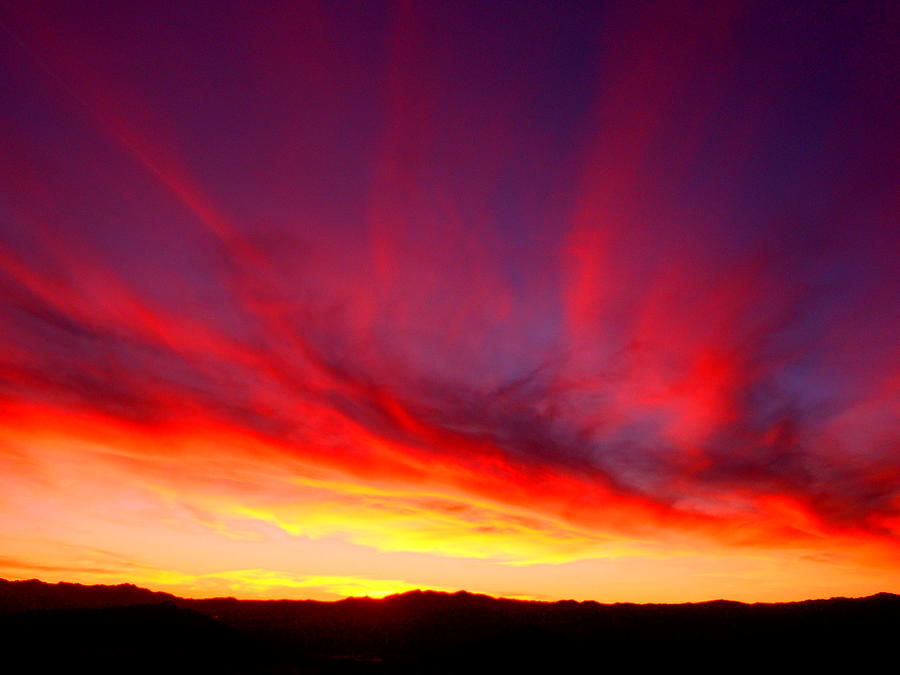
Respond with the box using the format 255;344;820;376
3;576;897;608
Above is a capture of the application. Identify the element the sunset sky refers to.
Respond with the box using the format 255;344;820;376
1;1;897;603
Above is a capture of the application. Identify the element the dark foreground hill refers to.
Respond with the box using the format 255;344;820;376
1;579;897;673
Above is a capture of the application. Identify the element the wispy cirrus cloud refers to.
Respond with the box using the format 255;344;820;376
0;0;896;602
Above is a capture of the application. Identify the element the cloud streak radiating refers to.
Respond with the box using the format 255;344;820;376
0;1;897;601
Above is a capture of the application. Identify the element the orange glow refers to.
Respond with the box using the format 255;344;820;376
1;398;898;602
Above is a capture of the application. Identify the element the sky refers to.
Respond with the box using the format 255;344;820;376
0;0;897;603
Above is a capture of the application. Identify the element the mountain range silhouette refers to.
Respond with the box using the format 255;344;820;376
1;578;896;673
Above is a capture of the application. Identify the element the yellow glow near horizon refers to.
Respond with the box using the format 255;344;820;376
1;412;898;604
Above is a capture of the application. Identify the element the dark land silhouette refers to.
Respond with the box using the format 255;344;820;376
0;578;896;673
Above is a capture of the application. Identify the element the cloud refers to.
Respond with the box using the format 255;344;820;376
0;0;896;601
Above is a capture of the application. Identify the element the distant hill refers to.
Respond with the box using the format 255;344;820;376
0;578;176;614
1;578;897;673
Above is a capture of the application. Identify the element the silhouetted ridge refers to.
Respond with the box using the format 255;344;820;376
1;579;897;673
0;578;175;615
